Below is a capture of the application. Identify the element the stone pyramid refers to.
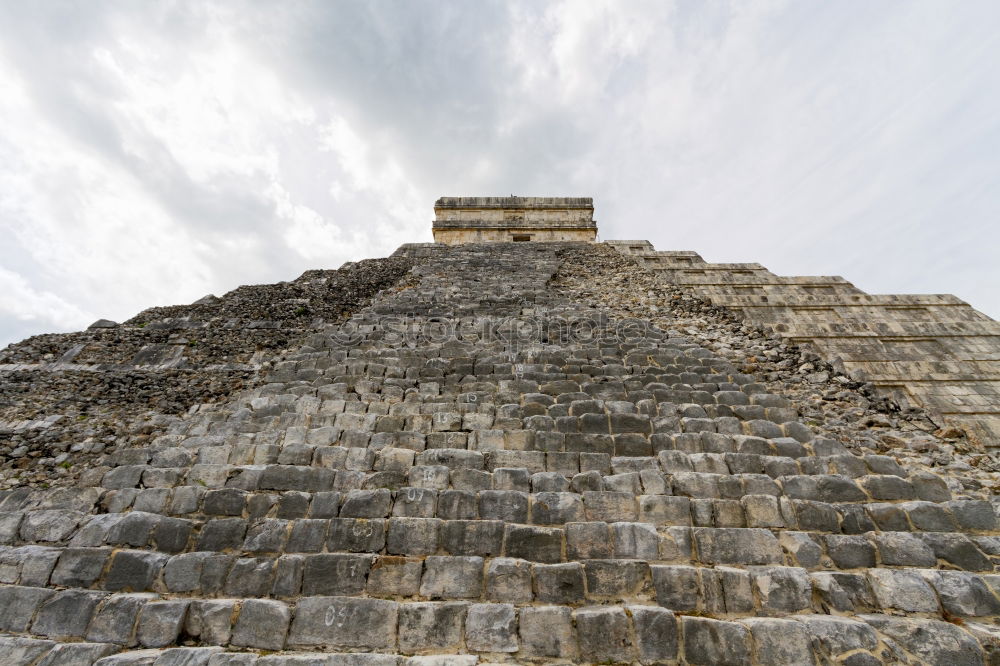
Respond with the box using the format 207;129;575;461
1;214;1000;664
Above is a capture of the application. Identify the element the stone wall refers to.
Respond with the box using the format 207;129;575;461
432;228;597;244
432;196;597;245
609;240;1000;450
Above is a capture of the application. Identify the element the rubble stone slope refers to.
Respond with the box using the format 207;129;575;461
0;256;414;490
0;241;998;665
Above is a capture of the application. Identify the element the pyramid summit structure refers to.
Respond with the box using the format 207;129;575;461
0;198;1000;664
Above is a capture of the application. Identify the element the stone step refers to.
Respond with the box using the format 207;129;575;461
86;471;975;522
4;512;997;574
3;538;1000;614
0;601;992;664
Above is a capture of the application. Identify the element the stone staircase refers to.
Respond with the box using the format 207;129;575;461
0;242;997;664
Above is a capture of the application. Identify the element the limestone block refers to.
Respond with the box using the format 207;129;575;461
742;617;816;665
419;556;483;599
517;606;576;659
485;557;532;603
681;616;752;666
862;615;984;666
628;605;678;663
466;603;517;653
693;527;783;565
398;602;467;653
0;585;55;632
302;554;372;596
232;599;290;651
575;606;632;663
532;562;585;603
387;517;441;555
105;550;169;592
185;600;237;646
288;597;398;650
441;520;504;556
137;600;190;648
565;521;612;560
867;569;940;613
32;589;106;639
367;556;423;598
87;593;154;645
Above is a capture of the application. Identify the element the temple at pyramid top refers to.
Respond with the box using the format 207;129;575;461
432;196;597;244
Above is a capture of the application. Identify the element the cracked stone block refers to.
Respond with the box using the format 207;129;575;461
920;571;1000;617
611;521;660;559
0;585;55;632
743;617;816;665
486;557;532;603
867;569;940;613
137;600;190;648
185;600;237;646
628;605;678;663
751;566;813;614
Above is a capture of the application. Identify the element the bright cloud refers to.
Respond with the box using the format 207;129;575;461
1;0;998;347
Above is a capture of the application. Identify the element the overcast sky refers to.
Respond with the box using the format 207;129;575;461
1;1;999;348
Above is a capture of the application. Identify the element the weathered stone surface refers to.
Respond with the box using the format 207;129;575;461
466;603;517;653
231;599;289;650
575;606;632;663
518;606;576;659
288;597;398;649
3;235;1000;663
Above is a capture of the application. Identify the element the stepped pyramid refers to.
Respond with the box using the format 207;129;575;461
1;198;1000;665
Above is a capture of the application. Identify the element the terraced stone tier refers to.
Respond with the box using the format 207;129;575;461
608;240;1000;450
1;242;998;664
